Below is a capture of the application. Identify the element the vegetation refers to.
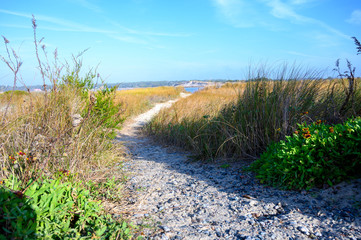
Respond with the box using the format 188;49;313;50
145;83;244;157
1;15;360;240
147;44;361;189
147;66;361;159
0;17;145;239
247;38;361;190
0;90;29;100
115;86;184;118
248;117;361;189
1;174;134;239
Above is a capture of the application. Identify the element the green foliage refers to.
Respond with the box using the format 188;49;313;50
86;176;125;202
0;175;134;239
0;187;36;239
61;60;124;136
61;57;95;98
248;117;361;190
90;85;124;132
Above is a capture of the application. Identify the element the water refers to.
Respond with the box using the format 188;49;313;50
184;87;203;93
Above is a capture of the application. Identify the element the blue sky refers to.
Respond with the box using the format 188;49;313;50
0;0;360;86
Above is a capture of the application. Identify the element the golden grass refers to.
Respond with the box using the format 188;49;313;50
147;77;361;160
0;87;126;182
114;86;184;118
155;83;245;122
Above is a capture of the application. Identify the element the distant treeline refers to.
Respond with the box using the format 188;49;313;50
1;78;348;92
0;79;230;92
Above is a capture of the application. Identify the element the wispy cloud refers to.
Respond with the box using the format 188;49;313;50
0;8;190;46
0;23;30;29
264;0;307;21
212;0;262;28
71;0;103;13
0;9;29;18
212;0;350;39
346;9;361;25
106;19;192;37
0;9;115;34
289;0;316;5
263;0;349;39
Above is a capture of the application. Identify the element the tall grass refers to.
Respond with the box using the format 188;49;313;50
114;86;184;118
146;83;244;157
146;63;361;160
0;72;126;185
0;17;140;239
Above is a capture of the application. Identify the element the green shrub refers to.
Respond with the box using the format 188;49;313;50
248;117;361;190
90;85;124;132
61;66;123;139
0;175;134;239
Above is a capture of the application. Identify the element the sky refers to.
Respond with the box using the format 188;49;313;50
0;0;360;86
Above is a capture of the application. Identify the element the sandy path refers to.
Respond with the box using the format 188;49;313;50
120;92;190;137
116;95;361;240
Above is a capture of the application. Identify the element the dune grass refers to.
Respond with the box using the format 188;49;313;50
146;64;361;161
145;83;244;157
114;86;184;118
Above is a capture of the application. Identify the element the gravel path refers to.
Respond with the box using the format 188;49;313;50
116;96;361;240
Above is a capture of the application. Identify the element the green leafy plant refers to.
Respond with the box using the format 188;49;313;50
86;176;125;201
248;117;361;189
0;175;135;239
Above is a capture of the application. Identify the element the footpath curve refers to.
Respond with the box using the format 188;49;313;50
116;94;361;240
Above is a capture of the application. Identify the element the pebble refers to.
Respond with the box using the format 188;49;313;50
117;100;361;240
160;226;171;232
297;226;310;235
